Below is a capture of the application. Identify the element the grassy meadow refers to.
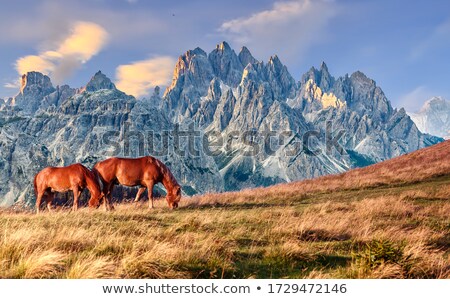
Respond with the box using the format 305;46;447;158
1;141;449;278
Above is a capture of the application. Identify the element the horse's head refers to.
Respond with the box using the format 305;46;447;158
87;167;106;209
166;185;181;209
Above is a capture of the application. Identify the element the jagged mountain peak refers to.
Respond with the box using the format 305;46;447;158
350;70;374;84
320;61;329;71
12;71;56;114
187;47;207;57
301;62;334;92
216;41;232;52
20;71;54;95
238;46;258;66
209;41;238;59
409;96;450;139
397;107;406;115
208;41;243;87
303;65;320;82
419;96;449;113
268;54;281;64
83;71;116;92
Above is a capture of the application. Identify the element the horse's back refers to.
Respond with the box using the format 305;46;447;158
95;156;163;184
37;163;92;186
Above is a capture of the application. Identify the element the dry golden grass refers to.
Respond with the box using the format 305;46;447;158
0;141;449;278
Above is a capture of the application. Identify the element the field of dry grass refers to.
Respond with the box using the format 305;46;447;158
1;141;449;278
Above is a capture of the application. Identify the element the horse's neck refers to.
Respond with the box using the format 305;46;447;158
161;170;177;192
162;175;174;191
85;172;100;195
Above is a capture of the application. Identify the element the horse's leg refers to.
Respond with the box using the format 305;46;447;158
144;180;155;209
72;186;80;211
46;192;55;212
36;191;45;214
134;187;146;203
104;183;114;211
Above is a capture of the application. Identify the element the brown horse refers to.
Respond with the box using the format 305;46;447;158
33;163;102;214
93;156;181;209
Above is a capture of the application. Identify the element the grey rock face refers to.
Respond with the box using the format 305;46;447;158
83;71;117;92
0;42;443;205
238;46;258;67
208;41;244;87
11;72;79;116
163;47;214;121
265;55;297;100
13;72;56;115
295;67;440;164
163;42;441;190
408;97;450;139
0;72;223;207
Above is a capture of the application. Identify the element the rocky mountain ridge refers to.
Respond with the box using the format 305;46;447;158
0;42;442;205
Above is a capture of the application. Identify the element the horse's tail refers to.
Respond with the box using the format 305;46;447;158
91;167;104;190
33;173;38;197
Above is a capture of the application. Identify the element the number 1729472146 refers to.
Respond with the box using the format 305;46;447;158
267;284;347;294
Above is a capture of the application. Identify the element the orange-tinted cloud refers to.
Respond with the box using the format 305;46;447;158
115;56;176;98
14;22;108;83
16;55;55;75
57;22;107;62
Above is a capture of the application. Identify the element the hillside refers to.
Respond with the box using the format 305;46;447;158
217;134;450;203
0;141;449;278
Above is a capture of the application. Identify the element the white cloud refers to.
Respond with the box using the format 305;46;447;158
14;22;108;84
4;81;20;89
219;0;338;64
115;56;176;98
398;86;438;112
410;19;450;60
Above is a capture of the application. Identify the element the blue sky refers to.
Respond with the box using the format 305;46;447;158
0;0;449;112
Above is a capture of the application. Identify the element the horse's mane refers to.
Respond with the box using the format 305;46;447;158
152;157;179;188
79;164;101;191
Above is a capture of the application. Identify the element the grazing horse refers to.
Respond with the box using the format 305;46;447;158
93;156;181;209
33;163;102;214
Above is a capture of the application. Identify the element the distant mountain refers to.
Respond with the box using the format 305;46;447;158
408;97;450;139
0;42;443;206
163;41;441;190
